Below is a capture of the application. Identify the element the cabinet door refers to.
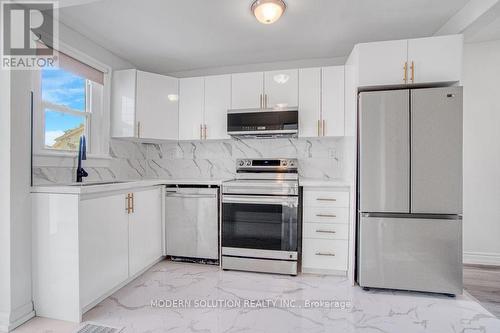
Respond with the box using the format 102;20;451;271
321;66;345;136
407;35;463;84
231;72;263;109
179;77;204;140
111;69;136;138
264;69;298;108
136;71;179;140
129;187;163;276
298;68;321;137
79;193;129;308
204;74;231;140
357;39;408;86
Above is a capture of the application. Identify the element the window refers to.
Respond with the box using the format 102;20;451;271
42;68;90;150
35;48;108;156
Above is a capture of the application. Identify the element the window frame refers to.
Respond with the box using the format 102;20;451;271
32;40;112;163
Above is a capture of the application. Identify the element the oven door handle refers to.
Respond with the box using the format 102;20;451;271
222;195;298;206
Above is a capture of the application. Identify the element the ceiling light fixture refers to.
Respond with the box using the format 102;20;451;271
251;0;286;25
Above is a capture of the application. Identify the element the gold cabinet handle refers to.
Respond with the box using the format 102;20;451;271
204;124;207;140
317;120;322;137
125;193;131;214
322;119;326;136
200;124;203;140
130;193;134;213
316;214;337;218
410;61;415;83
403;62;408;83
264;94;268;108
315;252;335;256
316;198;336;202
137;121;141;138
316;229;336;234
259;94;263;109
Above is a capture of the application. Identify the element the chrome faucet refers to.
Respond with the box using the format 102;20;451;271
76;135;88;183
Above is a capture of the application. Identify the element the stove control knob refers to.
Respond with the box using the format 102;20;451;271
238;160;245;167
289;160;295;167
245;161;251;166
282;160;288;167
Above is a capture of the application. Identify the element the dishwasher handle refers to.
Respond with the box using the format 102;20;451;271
166;192;217;199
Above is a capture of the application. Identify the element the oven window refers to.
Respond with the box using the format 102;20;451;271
222;202;297;251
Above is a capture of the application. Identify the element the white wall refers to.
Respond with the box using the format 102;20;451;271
462;39;500;265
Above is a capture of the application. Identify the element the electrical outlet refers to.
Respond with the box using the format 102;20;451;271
328;148;337;159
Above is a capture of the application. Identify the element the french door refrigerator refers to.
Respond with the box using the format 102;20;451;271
357;87;463;295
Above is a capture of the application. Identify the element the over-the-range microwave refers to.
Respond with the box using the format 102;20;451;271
227;107;298;138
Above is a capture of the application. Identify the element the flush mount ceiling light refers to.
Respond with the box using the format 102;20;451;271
251;0;286;25
167;94;179;102
273;73;290;84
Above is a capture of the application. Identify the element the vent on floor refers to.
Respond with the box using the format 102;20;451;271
75;323;123;333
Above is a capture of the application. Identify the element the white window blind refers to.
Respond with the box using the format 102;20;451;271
56;49;104;85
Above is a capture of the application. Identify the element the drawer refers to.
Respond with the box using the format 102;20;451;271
303;189;349;208
303;223;349;240
302;239;348;271
303;207;349;224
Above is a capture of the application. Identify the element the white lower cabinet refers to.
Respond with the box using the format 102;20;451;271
301;187;350;275
32;186;164;322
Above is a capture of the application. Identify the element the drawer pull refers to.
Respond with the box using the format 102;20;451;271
315;252;335;256
316;198;336;202
316;214;337;218
316;229;336;234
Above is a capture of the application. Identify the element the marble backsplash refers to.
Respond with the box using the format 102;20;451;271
33;137;354;185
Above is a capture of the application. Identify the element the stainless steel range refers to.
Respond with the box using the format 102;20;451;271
222;158;299;275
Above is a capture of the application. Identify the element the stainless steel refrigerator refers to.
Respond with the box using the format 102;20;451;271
357;87;463;295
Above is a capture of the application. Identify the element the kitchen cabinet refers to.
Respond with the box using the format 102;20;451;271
179;77;204;140
111;69;179;140
204;74;231;140
179;75;231;140
231;69;298;110
32;185;164;322
301;187;350;274
128;187;163;276
231;72;263;109
322;66;345;136
298;68;321;137
298;66;345;137
264;69;298;108
407;35;463;84
355;34;463;87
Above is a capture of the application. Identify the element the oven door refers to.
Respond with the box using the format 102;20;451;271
222;195;298;257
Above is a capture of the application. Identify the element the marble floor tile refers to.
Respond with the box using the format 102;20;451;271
12;260;500;333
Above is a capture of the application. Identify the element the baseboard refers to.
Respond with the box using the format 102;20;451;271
463;251;500;266
0;302;35;332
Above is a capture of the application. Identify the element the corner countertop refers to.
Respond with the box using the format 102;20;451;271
31;178;233;195
299;178;352;188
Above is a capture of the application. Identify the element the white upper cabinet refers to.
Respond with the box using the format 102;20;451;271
204;74;231;140
407;35;463;84
298;66;345;138
179;77;204;140
355;34;463;87
111;69;179;140
231;72;264;109
264;69;298;108
357;39;408;87
322;66;345;137
136;71;179;140
299;67;321;137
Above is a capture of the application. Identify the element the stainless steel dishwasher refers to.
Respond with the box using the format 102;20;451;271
165;186;219;260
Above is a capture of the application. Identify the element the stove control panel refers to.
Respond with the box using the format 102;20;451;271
236;159;298;170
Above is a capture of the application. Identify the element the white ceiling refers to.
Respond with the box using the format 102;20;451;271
58;0;470;75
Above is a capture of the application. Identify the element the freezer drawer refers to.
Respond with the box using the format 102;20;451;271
359;90;410;213
358;215;462;295
411;87;463;214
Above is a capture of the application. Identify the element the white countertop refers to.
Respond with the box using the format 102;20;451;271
31;177;352;194
31;178;232;195
299;178;352;188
